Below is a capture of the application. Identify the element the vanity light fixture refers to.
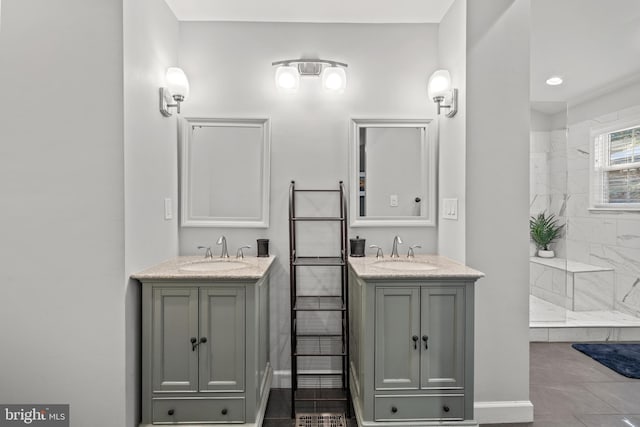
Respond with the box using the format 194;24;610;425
427;69;458;118
272;59;348;93
160;67;190;117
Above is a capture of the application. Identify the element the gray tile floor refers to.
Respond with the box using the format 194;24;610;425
264;343;640;426
485;342;640;427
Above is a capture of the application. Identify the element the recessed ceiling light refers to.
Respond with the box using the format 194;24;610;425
546;76;563;86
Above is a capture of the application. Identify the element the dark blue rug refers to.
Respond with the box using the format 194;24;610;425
572;343;640;379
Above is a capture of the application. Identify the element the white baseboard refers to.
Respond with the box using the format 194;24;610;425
474;400;534;424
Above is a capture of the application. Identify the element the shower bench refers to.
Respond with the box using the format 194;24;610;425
530;257;614;311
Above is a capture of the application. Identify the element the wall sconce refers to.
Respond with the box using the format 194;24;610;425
428;69;457;117
160;67;189;117
272;59;348;93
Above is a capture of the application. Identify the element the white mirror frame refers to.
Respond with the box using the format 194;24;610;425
349;118;436;227
180;117;271;228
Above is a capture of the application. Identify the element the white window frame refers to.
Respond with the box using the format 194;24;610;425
590;117;640;211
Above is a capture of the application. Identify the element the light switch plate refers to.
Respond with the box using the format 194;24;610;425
442;198;458;220
164;198;173;220
390;194;399;207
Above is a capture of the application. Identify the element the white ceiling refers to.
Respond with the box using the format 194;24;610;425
164;0;640;115
531;0;640;113
163;0;455;23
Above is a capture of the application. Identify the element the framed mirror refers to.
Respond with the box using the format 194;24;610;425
180;117;270;227
349;118;436;227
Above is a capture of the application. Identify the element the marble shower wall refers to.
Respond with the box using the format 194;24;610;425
564;105;640;317
530;129;568;258
530;103;640;317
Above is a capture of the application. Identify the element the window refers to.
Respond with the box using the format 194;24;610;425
591;120;640;210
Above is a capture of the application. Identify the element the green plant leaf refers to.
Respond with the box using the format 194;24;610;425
530;211;564;250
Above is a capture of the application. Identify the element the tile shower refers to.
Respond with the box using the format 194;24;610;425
530;104;640;340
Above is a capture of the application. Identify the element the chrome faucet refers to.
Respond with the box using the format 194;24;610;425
236;245;251;259
407;244;422;258
217;236;229;258
390;235;403;258
370;245;384;259
197;246;213;259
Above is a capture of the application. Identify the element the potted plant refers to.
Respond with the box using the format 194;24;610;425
530;211;564;258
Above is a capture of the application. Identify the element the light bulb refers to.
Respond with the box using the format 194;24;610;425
166;67;189;99
428;69;451;99
546;76;563;86
275;66;299;92
321;66;346;92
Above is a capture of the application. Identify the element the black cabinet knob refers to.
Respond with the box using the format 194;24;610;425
200;337;208;344
422;335;429;350
412;335;419;349
168;409;175;416
443;405;450;412
391;406;398;413
221;408;228;415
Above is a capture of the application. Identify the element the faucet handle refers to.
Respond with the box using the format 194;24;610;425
197;246;213;259
236;245;251;259
407;245;422;258
370;245;384;259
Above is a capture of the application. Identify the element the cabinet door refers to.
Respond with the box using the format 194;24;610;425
199;287;245;392
152;287;199;392
420;287;464;389
375;287;420;390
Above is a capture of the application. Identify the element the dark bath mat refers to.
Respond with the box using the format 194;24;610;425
572;343;640;379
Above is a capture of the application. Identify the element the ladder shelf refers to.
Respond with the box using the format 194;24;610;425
289;180;350;418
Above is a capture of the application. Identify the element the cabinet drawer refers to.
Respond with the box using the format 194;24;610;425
374;394;464;421
152;397;244;423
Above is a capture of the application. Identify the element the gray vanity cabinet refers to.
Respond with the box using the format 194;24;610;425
374;287;420;390
349;267;478;426
139;276;271;426
198;287;246;392
151;287;246;395
375;286;464;392
151;287;199;393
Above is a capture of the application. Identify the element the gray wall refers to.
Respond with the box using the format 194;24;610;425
0;1;126;426
437;0;467;263
124;0;180;425
466;0;532;422
0;4;536;423
177;22;440;385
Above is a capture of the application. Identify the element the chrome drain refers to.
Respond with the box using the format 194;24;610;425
295;413;346;427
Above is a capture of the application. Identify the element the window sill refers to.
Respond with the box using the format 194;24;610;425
588;206;640;213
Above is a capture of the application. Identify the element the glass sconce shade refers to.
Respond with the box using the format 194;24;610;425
321;66;347;92
275;66;300;92
166;67;190;99
428;69;451;99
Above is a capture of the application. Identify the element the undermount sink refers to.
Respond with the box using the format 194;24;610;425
179;260;250;272
372;260;439;272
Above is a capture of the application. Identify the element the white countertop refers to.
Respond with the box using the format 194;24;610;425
348;254;484;280
131;255;276;281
